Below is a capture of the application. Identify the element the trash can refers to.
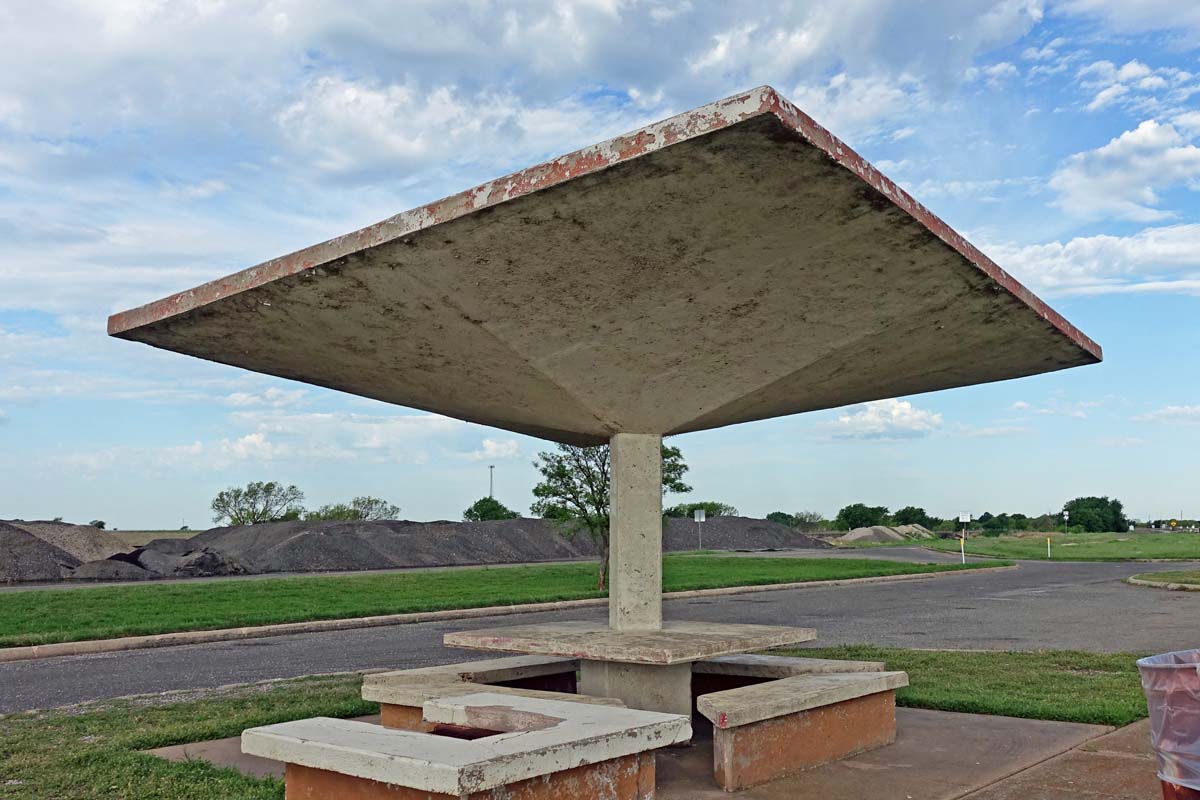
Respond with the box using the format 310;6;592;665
1139;650;1200;799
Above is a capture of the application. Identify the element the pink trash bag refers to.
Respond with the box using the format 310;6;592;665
1139;650;1200;797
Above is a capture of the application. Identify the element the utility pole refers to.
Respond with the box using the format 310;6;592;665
489;465;495;499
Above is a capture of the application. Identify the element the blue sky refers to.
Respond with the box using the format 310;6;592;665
2;1;1199;529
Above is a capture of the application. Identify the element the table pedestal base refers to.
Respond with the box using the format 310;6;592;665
580;661;693;716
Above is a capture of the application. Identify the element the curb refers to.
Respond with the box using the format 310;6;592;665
0;564;1016;663
1126;576;1200;592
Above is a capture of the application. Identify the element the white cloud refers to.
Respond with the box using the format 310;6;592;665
464;438;521;462
790;72;928;141
1049;121;1200;221
1074;59;1197;114
1010;400;1032;410
222;388;308;408
827;399;943;440
1134;405;1200;423
987;223;1200;295
1021;36;1066;61
0;408;8;425
1058;1;1200;40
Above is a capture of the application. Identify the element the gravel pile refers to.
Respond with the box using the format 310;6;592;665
663;515;830;550
5;520;127;562
4;515;830;583
840;526;906;543
0;522;81;582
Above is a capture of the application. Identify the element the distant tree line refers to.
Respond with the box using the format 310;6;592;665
210;481;401;526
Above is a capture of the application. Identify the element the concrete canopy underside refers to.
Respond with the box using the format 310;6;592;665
108;86;1101;446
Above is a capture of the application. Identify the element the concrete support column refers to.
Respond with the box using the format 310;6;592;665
608;433;663;632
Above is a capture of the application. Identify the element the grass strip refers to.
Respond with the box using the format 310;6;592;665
0;647;1146;799
787;645;1148;727
1131;570;1200;586
925;532;1200;561
0;556;1000;648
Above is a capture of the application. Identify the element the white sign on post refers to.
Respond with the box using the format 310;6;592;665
958;513;971;524
693;509;706;523
694;508;705;550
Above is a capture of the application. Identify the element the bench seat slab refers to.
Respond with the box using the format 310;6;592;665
285;753;655;800
713;691;897;791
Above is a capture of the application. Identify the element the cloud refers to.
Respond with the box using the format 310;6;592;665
463;438;521;462
826;399;943;440
1134;405;1200;423
1073;59;1197;115
221;388;308;408
1057;1;1200;41
1010;401;1032;410
955;424;1031;438
790;72;928;141
0;408;8;425
1049;120;1200;221
986;223;1200;296
1021;36;1067;61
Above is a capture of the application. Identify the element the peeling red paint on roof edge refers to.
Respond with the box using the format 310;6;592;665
106;85;1101;363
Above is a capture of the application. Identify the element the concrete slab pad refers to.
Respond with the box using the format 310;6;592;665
108;85;1100;446
444;620;815;665
697;671;909;728
155;708;1110;797
657;708;1108;799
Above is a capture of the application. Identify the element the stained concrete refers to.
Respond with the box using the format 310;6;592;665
579;661;693;716
108;86;1100;447
609;433;663;632
444;621;816;665
147;708;1116;798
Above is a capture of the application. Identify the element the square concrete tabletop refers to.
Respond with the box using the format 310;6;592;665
443;621;816;665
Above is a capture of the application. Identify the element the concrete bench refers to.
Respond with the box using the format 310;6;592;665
243;691;690;799
696;671;908;791
367;654;580;693
365;655;603;731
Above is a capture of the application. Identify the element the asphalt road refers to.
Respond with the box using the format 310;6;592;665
3;558;1198;714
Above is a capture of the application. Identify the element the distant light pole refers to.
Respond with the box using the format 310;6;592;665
694;508;706;550
489;465;495;498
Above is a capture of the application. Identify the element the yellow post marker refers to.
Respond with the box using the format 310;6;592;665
1047;537;1051;559
960;535;966;564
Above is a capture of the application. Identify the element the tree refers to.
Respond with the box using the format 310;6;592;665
211;481;305;526
88;519;106;530
766;511;796;527
892;506;935;528
531;442;691;589
664;501;738;518
306;496;401;522
767;510;827;531
1063;496;1127;533
463;496;520;521
834;503;889;530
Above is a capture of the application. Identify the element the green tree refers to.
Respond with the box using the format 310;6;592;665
306;496;401;522
834;503;889;530
1063;496;1127;533
892;506;936;528
88;519;106;530
664;501;738;518
531;442;691;589
766;511;796;527
767;510;827;531
211;481;305;526
463;496;521;521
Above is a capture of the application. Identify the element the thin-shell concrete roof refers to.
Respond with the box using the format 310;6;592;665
109;85;1101;446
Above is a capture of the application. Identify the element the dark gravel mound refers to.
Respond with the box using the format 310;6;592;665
35;515;829;582
663;516;831;551
175;517;601;574
69;559;156;582
0;522;81;582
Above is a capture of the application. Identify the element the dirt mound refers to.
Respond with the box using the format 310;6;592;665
124;515;827;578
69;559;156;582
0;522;81;582
893;524;935;539
663;516;830;551
5;520;128;562
840;526;906;543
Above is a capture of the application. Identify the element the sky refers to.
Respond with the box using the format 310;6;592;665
2;0;1199;529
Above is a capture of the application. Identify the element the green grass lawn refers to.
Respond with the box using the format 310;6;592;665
0;647;1146;799
1131;570;1200;586
0;556;999;648
926;531;1200;561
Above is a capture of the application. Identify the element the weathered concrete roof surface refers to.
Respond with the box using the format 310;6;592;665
109;85;1101;445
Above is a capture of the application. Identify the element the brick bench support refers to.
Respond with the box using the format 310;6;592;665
696;671;908;791
243;692;689;800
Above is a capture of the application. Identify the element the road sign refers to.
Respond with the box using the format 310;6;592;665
693;509;706;523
